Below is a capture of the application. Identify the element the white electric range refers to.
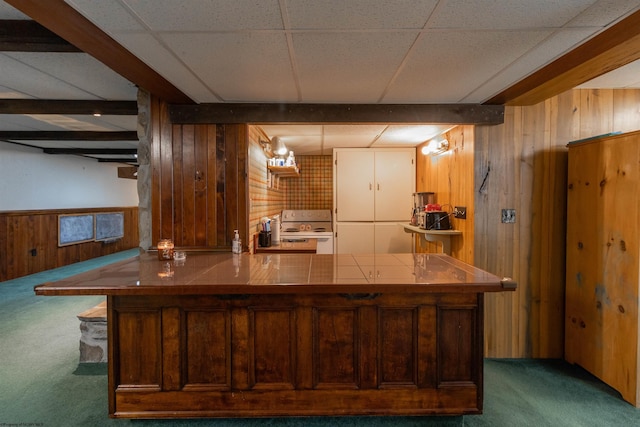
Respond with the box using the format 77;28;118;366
279;209;334;254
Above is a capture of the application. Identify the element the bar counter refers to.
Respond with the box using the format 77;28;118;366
35;252;515;419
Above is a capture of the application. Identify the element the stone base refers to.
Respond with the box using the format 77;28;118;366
78;302;108;363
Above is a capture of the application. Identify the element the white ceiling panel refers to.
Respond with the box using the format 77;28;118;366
285;0;437;29
161;32;298;102
567;0;640;26
463;27;602;102
119;0;284;31
384;30;551;103
66;0;144;32
579;60;640;88
0;54;101;99
428;0;596;30
5;52;137;100
2;0;640;163
293;32;418;102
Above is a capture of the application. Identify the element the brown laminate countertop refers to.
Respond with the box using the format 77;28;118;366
34;252;513;296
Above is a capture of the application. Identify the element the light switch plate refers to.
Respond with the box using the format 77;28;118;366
501;209;516;223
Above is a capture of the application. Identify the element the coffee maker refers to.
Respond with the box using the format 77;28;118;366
411;192;434;228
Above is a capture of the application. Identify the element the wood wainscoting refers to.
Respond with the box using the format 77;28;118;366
0;206;138;282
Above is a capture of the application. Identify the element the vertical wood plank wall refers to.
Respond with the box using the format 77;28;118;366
150;96;249;251
416;125;475;264
248;125;287;253
475;88;640;358
0;206;138;282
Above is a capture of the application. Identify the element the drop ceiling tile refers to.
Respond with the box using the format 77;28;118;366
161;32;298;102
323;125;387;137
466;28;598;103
377;125;451;145
0;55;99;99
67;0;144;31
0;115;61;131
118;0;283;31
0;2;29;18
292;32;418;102
260;124;324;138
568;0;640;26
579;60;640;88
428;0;596;30
115;33;221;103
286;0;437;29
383;30;551;103
5;53;137;100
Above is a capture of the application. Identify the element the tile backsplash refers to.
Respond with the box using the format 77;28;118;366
286;155;333;210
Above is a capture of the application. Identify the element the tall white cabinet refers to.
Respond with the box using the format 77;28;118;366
333;148;415;254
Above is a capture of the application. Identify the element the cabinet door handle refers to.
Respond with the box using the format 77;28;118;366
377;183;380;191
369;183;372;190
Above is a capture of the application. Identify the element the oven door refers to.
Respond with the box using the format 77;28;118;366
280;232;334;254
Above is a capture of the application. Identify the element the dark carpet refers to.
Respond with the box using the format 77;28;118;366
1;249;638;426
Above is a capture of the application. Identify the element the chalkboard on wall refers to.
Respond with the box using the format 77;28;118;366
96;212;124;241
58;214;95;246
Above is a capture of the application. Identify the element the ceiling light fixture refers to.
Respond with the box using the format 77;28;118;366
272;136;288;156
421;138;449;156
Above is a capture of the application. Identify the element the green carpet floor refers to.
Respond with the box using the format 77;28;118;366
1;249;639;426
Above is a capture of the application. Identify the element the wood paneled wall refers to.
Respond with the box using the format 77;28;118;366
150;96;248;251
476;88;640;358
0;206;138;282
416;125;475;264
248;125;286;253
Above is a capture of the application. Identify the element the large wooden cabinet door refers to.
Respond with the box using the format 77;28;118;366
374;150;415;221
565;131;640;407
335;150;375;221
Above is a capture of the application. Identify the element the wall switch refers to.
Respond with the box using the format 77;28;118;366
453;206;467;219
502;209;516;223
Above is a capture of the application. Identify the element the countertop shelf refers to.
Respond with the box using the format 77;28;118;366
401;223;462;255
268;165;300;177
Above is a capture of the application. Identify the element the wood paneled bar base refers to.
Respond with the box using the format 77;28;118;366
35;252;514;419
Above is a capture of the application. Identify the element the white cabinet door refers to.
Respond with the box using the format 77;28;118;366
374;151;415;221
374;223;412;253
335;150;375;221
335;222;374;254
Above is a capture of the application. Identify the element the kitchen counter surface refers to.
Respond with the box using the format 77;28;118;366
35;251;511;296
34;251;515;419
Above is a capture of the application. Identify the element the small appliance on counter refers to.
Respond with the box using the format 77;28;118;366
411;192;435;228
411;192;453;230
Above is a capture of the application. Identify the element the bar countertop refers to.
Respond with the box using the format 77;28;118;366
34;252;515;296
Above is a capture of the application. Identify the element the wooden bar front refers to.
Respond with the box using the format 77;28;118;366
35;252;514;419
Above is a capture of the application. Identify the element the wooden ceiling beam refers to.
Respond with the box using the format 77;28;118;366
97;158;138;163
0;99;137;115
5;0;193;104
0;19;80;52
0;131;137;141
170;103;504;124
487;9;640;106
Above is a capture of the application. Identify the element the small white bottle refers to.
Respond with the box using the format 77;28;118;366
286;151;295;166
232;229;242;254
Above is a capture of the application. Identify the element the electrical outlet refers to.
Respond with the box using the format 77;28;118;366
453;206;467;219
502;209;516;223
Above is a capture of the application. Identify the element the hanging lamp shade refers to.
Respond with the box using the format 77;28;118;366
272;136;288;155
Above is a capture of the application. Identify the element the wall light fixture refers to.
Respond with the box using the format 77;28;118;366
421;138;449;156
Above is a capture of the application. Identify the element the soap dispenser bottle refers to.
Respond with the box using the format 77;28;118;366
232;229;242;254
